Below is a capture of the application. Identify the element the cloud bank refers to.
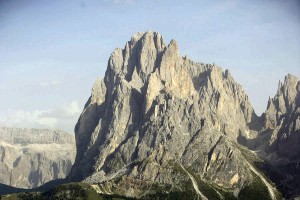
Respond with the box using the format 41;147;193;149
39;80;61;87
0;101;81;134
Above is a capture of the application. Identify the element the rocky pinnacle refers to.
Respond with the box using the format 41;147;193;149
68;31;298;198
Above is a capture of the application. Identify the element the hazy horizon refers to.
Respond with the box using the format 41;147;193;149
1;0;299;133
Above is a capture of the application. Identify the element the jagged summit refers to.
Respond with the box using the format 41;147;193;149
69;31;258;192
264;74;300;157
67;32;299;198
105;31;165;84
264;74;299;130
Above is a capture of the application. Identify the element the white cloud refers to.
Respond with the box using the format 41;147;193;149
39;101;81;119
0;101;82;134
63;101;82;116
39;80;61;87
37;117;58;128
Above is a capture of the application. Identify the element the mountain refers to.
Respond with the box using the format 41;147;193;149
66;31;299;199
0;127;76;189
257;75;300;197
263;74;300;159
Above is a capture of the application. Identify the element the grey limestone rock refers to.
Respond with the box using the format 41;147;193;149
68;31;283;199
263;74;300;160
260;74;300;198
0;127;76;189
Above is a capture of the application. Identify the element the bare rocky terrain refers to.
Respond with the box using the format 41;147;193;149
0;127;76;189
1;31;298;200
67;31;300;199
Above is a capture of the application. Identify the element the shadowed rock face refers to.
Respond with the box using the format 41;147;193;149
0;127;76;189
68;31;263;196
263;74;300;159
259;75;300;197
68;31;298;198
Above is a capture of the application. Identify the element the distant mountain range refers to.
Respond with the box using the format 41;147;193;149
0;127;76;189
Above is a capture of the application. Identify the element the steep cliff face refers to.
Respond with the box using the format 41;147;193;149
68;32;280;199
259;75;300;197
0;127;76;189
263;74;300;159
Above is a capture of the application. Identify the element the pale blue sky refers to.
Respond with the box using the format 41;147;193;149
0;0;299;133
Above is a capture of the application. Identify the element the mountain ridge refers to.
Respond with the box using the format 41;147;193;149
66;31;300;199
0;127;76;189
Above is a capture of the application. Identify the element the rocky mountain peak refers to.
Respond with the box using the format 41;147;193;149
276;74;299;104
282;74;299;103
105;31;166;87
265;74;299;129
69;32;261;191
0;32;299;198
63;31;300;198
258;74;300;196
264;74;299;155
